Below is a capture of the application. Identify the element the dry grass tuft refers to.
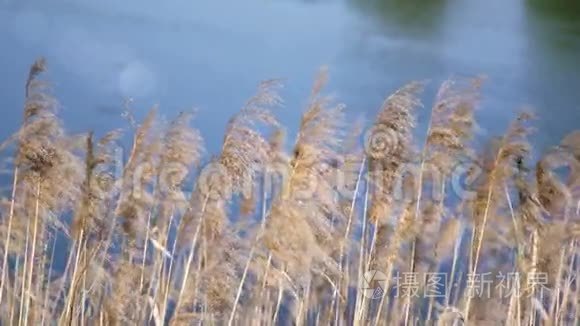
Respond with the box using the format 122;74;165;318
0;59;578;326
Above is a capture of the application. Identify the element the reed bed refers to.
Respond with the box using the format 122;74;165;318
0;59;579;325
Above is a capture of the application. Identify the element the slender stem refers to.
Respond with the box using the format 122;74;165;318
296;279;311;326
59;230;84;325
0;167;19;306
139;210;153;294
171;194;210;321
228;175;269;326
255;253;272;321
18;210;31;326
24;181;41;326
446;224;463;307
41;227;57;326
464;148;504;319
146;210;174;324
373;208;413;326
464;178;493;321
353;178;370;324
272;282;283;324
332;157;365;323
10;259;20;325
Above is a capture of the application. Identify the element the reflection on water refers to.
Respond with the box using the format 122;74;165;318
523;0;580;148
350;0;449;40
529;0;580;21
0;0;579;152
347;0;580;151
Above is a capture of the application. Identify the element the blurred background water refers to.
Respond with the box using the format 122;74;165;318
1;0;579;154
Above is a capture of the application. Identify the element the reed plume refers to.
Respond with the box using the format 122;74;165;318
367;81;423;224
464;111;536;320
407;77;482;314
2;58;84;325
264;69;345;281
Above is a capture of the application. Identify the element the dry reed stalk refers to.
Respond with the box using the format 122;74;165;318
367;81;423;224
464;111;536;320
326;117;364;316
1;60;580;325
228;128;283;325
371;201;417;326
0;58;49;310
0;59;83;325
400;77;481;324
262;69;346;324
140;111;203;323
353;179;370;325
353;81;422;324
39;227;58;325
410;77;481;261
116;106;160;238
363;84;424;318
171;79;280;323
60;130;121;324
92;105;162;324
332;154;365;324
